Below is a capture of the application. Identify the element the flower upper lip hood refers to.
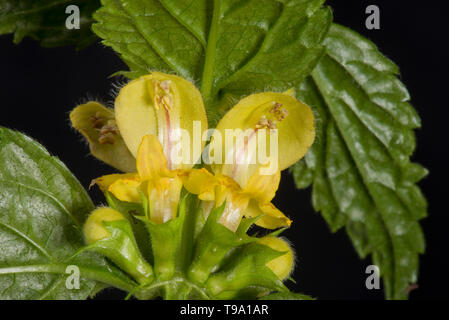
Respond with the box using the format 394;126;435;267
85;72;315;231
115;72;208;170
211;91;315;189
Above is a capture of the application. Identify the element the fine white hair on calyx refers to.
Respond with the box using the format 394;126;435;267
278;236;297;277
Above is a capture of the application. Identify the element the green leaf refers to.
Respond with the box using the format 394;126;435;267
0;128;136;299
0;0;100;48
292;24;427;300
92;0;332;121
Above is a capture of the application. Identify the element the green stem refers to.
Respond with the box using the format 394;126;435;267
200;0;221;103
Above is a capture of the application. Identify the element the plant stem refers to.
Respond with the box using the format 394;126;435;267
200;0;221;103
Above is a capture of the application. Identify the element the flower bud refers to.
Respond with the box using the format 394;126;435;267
83;207;154;285
258;236;295;280
83;207;126;244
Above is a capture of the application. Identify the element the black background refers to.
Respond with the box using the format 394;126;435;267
1;0;447;300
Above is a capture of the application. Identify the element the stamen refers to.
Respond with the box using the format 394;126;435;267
159;80;171;94
153;80;174;111
150;78;180;170
267;119;277;130
162;95;173;110
98;120;119;145
255;115;277;131
255;115;269;129
90;112;106;129
269;102;289;122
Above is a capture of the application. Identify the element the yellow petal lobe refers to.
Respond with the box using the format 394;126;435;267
108;178;142;203
182;168;218;201
243;167;281;204
137;134;170;180
245;201;291;229
93;173;138;191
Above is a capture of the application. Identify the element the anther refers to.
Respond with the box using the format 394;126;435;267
159;80;171;94
90;112;106;129
153;79;174;111
255;115;269;129
270;102;288;122
98;120;119;145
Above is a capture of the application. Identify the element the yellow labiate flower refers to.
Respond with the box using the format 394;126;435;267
211;91;315;188
95;134;183;224
183;91;315;232
70;72;208;172
79;72;208;224
85;71;314;232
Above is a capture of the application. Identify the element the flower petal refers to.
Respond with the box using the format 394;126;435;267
182;168;217;201
70;101;136;172
258;236;294;280
108;178;142;203
245;201;292;229
137;135;170;180
147;176;183;224
93;173;138;191
219;191;250;232
243;167;281;203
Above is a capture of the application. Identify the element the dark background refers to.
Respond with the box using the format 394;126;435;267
1;0;447;299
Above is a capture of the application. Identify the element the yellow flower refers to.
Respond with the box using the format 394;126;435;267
211;92;315;188
183;91;315;232
70;72;208;172
86;72;315;232
95;134;183;224
90;72;209;224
